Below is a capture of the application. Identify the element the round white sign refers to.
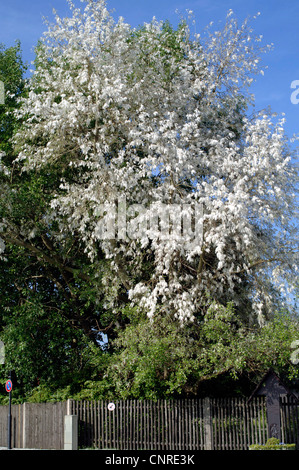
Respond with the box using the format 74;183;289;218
108;402;115;411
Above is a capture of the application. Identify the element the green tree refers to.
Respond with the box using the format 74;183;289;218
0;2;298;401
0;42;108;398
0;41;27;157
97;305;299;399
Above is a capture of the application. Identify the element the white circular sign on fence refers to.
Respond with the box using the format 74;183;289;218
108;402;115;411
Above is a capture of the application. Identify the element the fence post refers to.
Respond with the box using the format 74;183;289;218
203;398;213;450
64;415;78;450
66;399;73;416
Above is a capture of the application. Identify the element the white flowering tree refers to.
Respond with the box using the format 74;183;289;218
1;0;298;340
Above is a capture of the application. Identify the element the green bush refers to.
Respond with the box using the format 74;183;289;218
249;437;296;450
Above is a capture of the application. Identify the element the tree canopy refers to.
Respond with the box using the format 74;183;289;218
0;0;298;401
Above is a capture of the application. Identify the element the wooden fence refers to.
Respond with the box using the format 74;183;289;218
0;402;67;449
70;398;206;450
210;397;269;450
0;397;297;450
280;396;299;448
70;397;270;450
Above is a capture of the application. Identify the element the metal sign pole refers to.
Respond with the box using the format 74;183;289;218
6;373;12;450
0;343;10;449
8;385;11;450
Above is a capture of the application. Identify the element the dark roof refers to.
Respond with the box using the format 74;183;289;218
248;368;299;403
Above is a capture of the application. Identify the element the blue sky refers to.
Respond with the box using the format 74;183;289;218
0;0;298;141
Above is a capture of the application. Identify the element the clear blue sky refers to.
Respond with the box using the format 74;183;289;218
0;0;298;141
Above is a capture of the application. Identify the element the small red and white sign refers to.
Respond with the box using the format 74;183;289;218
108;402;115;411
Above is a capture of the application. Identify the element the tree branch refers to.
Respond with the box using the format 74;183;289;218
3;232;91;282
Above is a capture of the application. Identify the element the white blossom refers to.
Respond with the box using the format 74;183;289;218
8;0;298;323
